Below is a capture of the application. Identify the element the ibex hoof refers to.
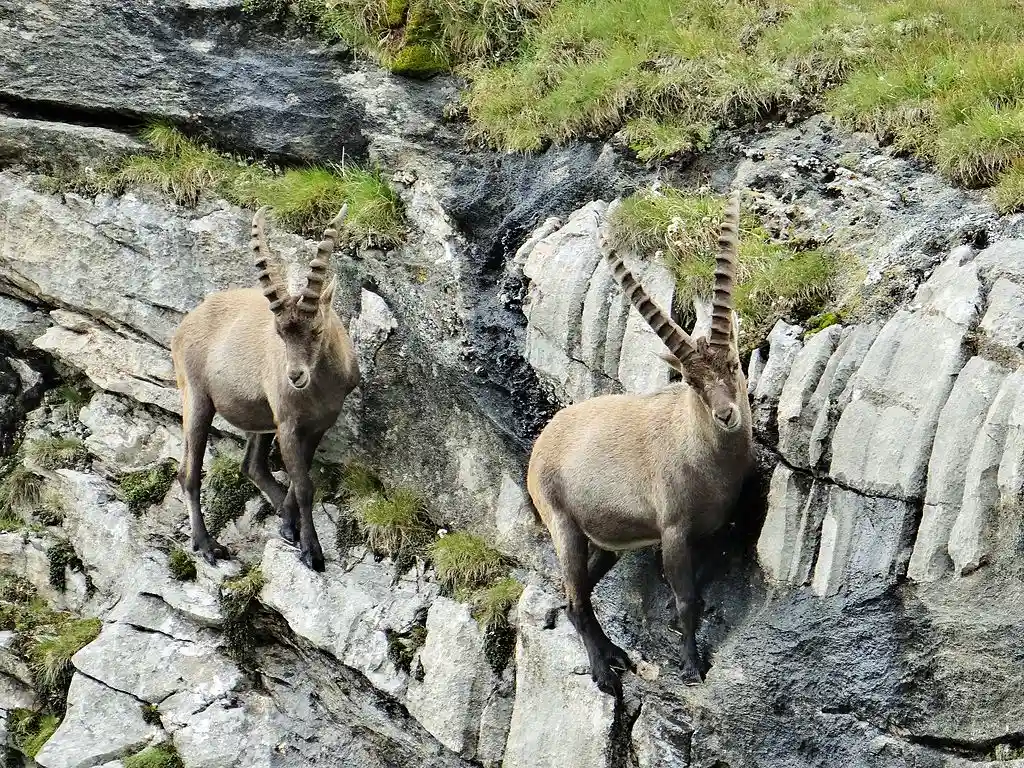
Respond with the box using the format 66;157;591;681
591;664;623;698
278;521;299;546
194;539;229;566
300;547;325;573
604;643;635;674
679;661;703;686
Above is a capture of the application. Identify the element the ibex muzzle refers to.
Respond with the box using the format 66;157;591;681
171;205;360;571
527;191;754;697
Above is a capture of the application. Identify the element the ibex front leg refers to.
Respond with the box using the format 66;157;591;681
278;424;326;572
662;524;702;684
242;433;287;512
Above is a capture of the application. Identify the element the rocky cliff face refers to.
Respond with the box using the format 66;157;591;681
2;2;1024;767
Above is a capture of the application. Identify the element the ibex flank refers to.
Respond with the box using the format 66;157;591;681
526;191;753;696
171;206;360;572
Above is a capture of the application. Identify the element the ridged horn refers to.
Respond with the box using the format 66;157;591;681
251;206;286;314
602;242;698;364
709;191;740;350
298;204;348;313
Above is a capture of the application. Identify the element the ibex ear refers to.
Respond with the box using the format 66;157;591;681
658;351;686;375
319;275;338;307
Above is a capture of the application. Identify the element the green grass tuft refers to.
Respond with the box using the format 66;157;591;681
0;465;42;519
36;488;67;527
118;459;178;515
608;187;860;352
351;487;434;565
341;462;385;500
168;546;197;582
27;617;102;710
50;383;92;424
204;454;257;538
109;124;405;242
47;540;84;593
24;437;88;471
9;709;61;759
994;160;1024;213
124;743;185;768
430;532;508;596
470;576;523;629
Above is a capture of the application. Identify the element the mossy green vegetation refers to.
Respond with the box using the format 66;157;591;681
124;742;185;768
118;459;178;515
168;546;197;582
608;187;860;353
219;565;266;667
430;532;508;596
24;437;88;471
47;539;84;592
386;621;427;674
350;486;434;566
0;459;42;523
8;709;60;759
108;125;404;243
470;576;523;628
36;488;67;527
203;454;257;538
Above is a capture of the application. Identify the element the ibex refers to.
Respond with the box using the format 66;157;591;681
526;191;753;696
171;206;360;572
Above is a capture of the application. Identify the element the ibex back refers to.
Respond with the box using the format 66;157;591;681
527;191;753;696
171;206;360;571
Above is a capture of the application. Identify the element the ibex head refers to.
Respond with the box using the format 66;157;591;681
661;191;744;432
251;205;347;391
603;191;746;433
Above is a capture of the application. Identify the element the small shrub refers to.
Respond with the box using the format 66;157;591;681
430;532;508;596
220;566;266;667
27;616;102;710
168;547;197;582
124;743;185;768
24;437;88;471
0;465;42;517
47;540;84;592
8;709;60;759
351;487;433;565
118;459;179;514
204;454;257;537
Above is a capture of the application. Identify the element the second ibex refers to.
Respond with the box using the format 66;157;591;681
171;206;360;572
527;191;753;696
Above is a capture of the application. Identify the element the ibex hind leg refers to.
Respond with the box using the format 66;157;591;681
179;391;228;565
552;516;634;697
242;433;287;513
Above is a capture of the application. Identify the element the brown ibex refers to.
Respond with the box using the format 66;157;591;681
171;206;360;571
526;191;753;696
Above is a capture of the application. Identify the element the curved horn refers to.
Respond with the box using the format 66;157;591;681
601;237;699;364
709;191;740;350
298;204;348;313
251;206;286;314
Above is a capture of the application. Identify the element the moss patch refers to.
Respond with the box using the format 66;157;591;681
118;459;178;515
47;540;84;592
204;454;257;538
608;187;861;352
124;743;185;768
220;566;266;668
168;546;197;582
385;615;427;674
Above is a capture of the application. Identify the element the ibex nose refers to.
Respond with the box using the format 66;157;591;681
288;368;309;389
714;405;736;428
